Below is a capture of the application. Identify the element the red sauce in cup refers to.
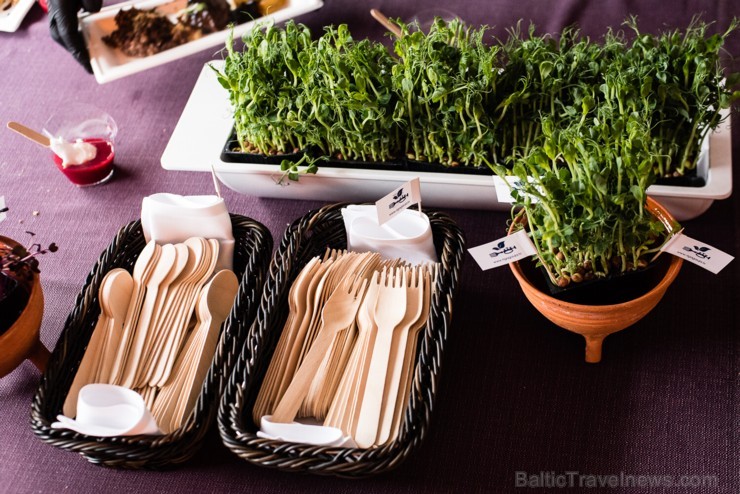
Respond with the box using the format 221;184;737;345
52;138;115;186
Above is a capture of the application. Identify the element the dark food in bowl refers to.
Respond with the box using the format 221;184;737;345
230;1;261;25
179;0;231;34
103;7;195;57
1;0;19;12
103;0;264;57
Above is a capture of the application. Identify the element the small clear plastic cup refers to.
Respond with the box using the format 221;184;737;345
43;104;117;187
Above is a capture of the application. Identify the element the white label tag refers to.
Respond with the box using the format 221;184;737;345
376;177;421;225
468;229;538;271
0;196;6;224
492;175;538;204
660;232;734;274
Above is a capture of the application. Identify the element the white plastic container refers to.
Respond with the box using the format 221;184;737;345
82;0;324;84
161;62;733;220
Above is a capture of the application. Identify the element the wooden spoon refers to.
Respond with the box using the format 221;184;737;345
110;241;160;385
151;319;200;432
7;121;51;148
137;243;189;384
120;243;178;388
95;269;134;384
171;269;239;430
147;237;207;387
63;269;128;416
153;238;218;387
253;257;323;422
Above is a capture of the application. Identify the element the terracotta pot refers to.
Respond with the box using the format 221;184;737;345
0;237;50;377
507;197;683;363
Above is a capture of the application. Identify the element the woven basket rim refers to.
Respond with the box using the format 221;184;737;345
30;214;272;469
217;203;466;477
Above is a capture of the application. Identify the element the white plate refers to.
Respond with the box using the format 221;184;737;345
0;0;35;33
162;62;733;221
80;0;323;84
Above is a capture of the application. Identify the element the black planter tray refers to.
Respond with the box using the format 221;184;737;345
654;169;705;187
221;135;306;165
530;253;673;305
221;131;493;175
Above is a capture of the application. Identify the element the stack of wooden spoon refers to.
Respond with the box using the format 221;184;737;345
63;238;239;434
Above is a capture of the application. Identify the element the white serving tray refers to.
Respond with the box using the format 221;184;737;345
162;62;733;220
80;0;323;84
0;0;35;33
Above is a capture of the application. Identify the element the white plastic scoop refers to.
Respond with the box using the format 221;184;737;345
53;383;161;437
258;416;355;447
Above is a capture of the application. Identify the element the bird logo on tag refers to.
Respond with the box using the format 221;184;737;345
682;245;711;260
489;241;516;258
468;229;538;271
389;187;409;209
660;232;733;274
376;178;422;225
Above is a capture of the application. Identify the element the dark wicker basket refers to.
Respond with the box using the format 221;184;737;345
218;203;466;478
30;214;273;469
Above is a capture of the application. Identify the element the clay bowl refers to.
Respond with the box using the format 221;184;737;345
507;197;683;363
0;237;50;377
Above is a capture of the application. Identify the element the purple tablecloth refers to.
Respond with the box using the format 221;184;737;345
1;1;738;492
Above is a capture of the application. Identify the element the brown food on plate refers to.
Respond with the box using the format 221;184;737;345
103;7;195;57
102;0;272;58
179;0;231;34
1;0;20;12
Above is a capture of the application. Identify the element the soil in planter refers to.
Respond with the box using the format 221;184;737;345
323;156;405;172
521;254;673;305
405;159;494;176
654;170;705;188
221;128;497;175
220;134;305;165
0;275;30;335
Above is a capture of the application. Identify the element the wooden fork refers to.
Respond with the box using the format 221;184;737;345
271;276;368;423
353;267;408;448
